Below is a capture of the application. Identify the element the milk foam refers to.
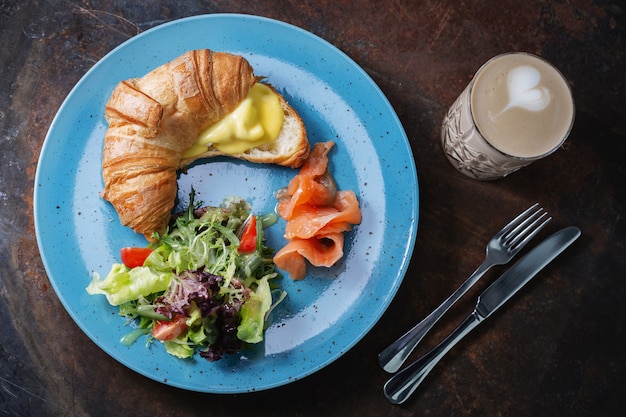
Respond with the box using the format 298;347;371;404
495;65;551;117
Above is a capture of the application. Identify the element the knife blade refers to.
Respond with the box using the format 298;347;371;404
383;226;581;405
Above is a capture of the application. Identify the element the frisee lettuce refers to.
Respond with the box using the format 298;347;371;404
87;193;286;361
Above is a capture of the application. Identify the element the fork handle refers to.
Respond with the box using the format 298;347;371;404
378;261;491;373
383;311;482;405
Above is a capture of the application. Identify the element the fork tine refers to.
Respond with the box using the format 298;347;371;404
497;203;552;252
495;203;539;239
508;212;551;251
504;205;545;241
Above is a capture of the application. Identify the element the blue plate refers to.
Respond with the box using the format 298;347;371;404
34;14;418;393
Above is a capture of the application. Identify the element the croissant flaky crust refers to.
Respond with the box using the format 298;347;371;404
101;49;258;239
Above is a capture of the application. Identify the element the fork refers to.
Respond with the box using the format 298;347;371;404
378;203;551;373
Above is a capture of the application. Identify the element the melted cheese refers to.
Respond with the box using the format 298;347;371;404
183;83;284;157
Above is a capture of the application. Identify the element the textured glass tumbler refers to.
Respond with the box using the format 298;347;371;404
441;53;575;180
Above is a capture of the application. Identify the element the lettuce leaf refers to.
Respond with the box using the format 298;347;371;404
237;275;272;343
86;264;171;306
163;340;194;359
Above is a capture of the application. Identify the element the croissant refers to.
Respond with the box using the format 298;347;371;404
101;49;309;240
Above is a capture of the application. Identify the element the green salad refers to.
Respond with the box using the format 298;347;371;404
87;192;285;361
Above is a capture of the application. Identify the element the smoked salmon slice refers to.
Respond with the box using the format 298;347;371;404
276;141;337;219
274;141;361;280
284;190;361;239
273;233;344;280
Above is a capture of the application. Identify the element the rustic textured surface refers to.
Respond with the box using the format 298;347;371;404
1;1;625;416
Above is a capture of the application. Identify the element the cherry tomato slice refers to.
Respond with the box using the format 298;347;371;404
120;247;153;268
238;215;257;254
152;315;187;341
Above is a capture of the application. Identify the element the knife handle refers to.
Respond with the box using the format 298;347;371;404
383;311;482;405
378;261;492;373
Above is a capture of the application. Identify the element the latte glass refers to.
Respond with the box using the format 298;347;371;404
441;52;575;180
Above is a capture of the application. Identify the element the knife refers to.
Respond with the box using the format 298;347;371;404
383;226;581;405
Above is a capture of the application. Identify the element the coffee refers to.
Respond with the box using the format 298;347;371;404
441;52;574;180
471;53;574;158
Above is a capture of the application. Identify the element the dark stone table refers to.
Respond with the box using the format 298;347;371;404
1;1;624;415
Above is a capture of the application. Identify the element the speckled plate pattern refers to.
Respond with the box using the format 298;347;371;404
34;14;418;393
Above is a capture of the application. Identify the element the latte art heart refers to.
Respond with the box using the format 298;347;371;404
496;65;552;117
